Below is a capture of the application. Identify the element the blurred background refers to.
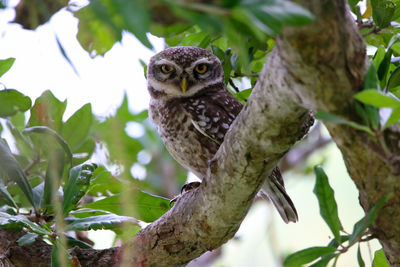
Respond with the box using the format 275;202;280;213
0;0;383;266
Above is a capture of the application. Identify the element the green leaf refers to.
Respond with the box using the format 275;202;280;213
308;236;350;267
55;34;78;76
17;232;38;246
23;126;73;167
0;179;18;209
0;89;32;118
240;0;314;36
69;208;109;218
393;0;400;20
373;46;386;71
62;103;93;151
66;214;142;231
365;104;381;130
10;112;25;131
377;49;392;84
0;212;49;234
66;235;92;249
0;139;35;208
364;63;379;90
348;0;361;9
235;88;252;102
349;194;392;244
386;65;400;92
112;0;152;49
71;138;96;165
75;0;152;55
82;191;170;222
27;90;67;132
62;163;97;215
32;182;45;210
308;254;337;267
313;166;343;242
6;120;34;159
211;45;233;84
372;249;390;267
354;90;400;108
0;58;15;77
150;23;191;38
371;0;396;28
75;5;122;56
357;244;366;267
139;59;147;79
327;235;350;248
283;246;337;267
315;112;374;135
385;106;400;127
87;166;122;195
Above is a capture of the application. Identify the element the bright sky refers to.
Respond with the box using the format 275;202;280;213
0;5;164;119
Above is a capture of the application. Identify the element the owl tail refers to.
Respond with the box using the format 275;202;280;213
259;167;298;224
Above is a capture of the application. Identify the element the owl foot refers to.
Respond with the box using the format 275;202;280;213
169;181;201;206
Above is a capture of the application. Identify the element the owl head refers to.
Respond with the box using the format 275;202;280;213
147;46;224;99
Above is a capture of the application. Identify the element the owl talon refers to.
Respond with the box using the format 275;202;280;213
169;182;202;206
181;181;201;193
169;196;178;206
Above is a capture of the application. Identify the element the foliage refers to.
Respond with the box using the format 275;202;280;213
0;59;172;263
1;0;399;266
283;166;391;267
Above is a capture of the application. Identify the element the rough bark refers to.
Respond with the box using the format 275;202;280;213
3;0;400;266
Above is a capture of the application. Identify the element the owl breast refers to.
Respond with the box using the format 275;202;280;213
149;97;220;179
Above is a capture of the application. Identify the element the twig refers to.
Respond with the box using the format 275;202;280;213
359;234;376;243
357;21;374;29
210;35;222;44
24;153;41;176
228;78;240;93
232;72;259;78
362;27;381;37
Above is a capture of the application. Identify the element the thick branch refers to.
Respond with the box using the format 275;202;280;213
126;43;312;267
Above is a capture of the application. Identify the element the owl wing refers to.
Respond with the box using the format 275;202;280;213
184;88;243;145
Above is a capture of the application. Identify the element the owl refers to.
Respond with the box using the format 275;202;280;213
147;46;297;223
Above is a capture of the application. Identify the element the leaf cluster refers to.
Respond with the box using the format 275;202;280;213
283;166;391;267
0;59;172;264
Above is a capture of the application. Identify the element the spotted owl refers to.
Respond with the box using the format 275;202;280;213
147;46;297;223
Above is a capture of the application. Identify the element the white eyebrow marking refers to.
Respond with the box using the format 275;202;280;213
187;58;213;70
155;59;182;71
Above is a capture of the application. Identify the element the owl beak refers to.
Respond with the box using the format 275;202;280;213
180;77;188;93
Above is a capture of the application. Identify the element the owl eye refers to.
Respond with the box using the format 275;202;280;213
161;65;174;74
194;64;208;74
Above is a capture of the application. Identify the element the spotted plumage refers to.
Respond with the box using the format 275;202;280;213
147;46;298;223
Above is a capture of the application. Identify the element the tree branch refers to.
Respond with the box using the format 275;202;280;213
125;35;313;266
